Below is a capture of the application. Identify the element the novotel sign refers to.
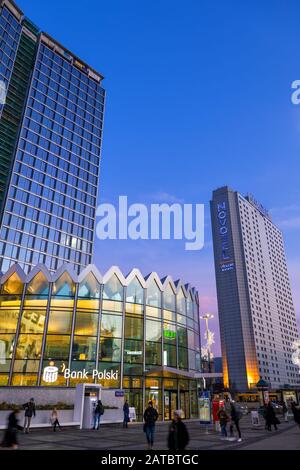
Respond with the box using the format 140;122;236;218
216;201;234;272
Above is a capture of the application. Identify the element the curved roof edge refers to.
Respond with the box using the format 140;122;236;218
0;263;199;297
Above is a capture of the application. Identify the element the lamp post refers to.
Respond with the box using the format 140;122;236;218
200;313;214;373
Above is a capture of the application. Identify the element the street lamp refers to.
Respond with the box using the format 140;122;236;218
200;313;214;373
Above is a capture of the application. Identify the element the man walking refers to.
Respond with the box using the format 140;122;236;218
93;400;104;430
143;400;158;450
229;401;242;442
23;398;36;434
123;400;130;428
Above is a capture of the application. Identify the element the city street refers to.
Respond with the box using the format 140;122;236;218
2;416;299;451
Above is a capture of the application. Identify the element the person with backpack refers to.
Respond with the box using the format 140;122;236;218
23;398;36;434
93;400;104;430
143;400;158;450
229;401;242;442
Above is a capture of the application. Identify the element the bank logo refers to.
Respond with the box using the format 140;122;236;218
43;361;59;383
0;80;7;105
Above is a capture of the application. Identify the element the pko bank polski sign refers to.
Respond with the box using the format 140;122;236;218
43;364;118;384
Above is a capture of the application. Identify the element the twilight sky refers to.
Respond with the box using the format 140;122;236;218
18;0;300;356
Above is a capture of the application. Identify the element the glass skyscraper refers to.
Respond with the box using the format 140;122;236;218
0;0;105;275
211;186;300;394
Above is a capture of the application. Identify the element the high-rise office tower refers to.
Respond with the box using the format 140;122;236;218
211;186;300;392
0;0;105;274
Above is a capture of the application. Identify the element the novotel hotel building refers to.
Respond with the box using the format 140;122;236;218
211;186;300;398
0;263;202;421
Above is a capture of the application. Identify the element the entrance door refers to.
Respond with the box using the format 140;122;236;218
164;390;178;420
180;391;190;419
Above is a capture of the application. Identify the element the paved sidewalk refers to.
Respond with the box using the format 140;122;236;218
1;416;299;450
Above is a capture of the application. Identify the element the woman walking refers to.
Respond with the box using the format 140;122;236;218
51;408;61;432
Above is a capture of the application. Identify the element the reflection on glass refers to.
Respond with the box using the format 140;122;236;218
78;272;100;298
0;273;23;295
103;274;123;301
163;284;175;311
44;335;70;360
52;272;75;297
146;342;161;366
146;320;161;342
102;300;123;312
145;306;161;319
74;312;98;336
146;281;161;308
99;337;121;362
125;316;143;340
72;336;96;361
12;374;37;386
0;334;15;359
19;310;46;334
13;359;39;373
176;288;186;314
126;277;143;304
100;314;122;338
15;334;42;359
26;272;49;296
178;347;188;369
0;309;19;333
47;310;73;334
163;343;176;367
124;339;143;364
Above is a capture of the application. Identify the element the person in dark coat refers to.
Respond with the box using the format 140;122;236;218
167;411;190;450
229;402;242;441
265;402;279;431
291;402;300;429
143;401;158;450
1;409;23;449
123;400;130;428
23;398;36;434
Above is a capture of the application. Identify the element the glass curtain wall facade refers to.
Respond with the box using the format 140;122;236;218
0;264;201;420
0;1;105;275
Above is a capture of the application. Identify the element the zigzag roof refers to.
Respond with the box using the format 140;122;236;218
0;263;199;297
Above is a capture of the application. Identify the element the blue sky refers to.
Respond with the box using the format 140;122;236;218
18;0;300;355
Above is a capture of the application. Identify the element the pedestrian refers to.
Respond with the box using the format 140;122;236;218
281;401;288;423
143;400;158;450
51;408;61;431
123;400;130;428
93;400;104;430
167;410;190;450
23;398;36;434
265;402;280;431
217;405;230;439
229;401;242;442
291;402;300;429
1;409;23;449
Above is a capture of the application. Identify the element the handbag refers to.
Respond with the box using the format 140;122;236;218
143;423;147;433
